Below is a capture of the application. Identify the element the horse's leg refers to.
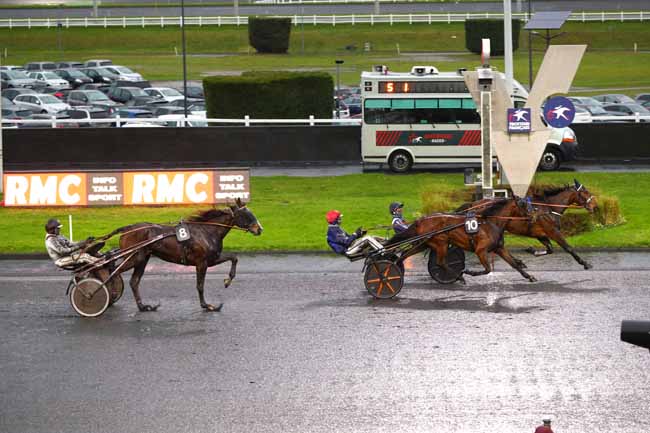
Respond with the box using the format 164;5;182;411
545;227;592;269
526;236;554;257
210;253;238;288
196;263;223;312
463;246;493;277
130;253;158;312
495;246;537;282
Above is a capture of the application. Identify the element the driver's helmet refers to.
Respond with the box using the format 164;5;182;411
326;210;342;224
389;202;404;216
45;218;62;233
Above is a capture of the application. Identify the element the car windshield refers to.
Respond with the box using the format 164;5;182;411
161;88;182;96
6;70;30;79
42;64;56;70
87;91;109;101
40;95;61;104
587;106;608;115
67;70;87;78
627;104;650;113
616;95;635;103
43;72;60;79
97;67;117;76
130;89;148;97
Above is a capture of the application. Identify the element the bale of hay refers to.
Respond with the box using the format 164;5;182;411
593;195;625;227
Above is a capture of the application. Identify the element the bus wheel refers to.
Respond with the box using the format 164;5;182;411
388;151;413;173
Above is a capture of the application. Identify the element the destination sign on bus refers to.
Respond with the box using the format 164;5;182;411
378;81;469;94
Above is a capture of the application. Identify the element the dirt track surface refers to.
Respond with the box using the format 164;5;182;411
1;252;649;433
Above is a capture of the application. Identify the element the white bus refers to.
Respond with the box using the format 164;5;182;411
360;65;577;172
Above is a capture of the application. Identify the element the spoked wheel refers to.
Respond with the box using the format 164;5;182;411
428;246;466;284
364;260;404;299
69;278;110;318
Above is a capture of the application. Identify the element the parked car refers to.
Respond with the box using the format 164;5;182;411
108;86;156;105
62;107;111;127
55;61;84;69
77;83;111;93
2;87;37;101
567;96;602;108
40;87;72;101
53;69;93;88
183;85;204;99
0;65;25;71
152;105;187;116
0;70;38;88
601;103;650;121
144;87;185;103
103;65;143;82
578;104;627;122
84;59;113;67
634;93;650;104
14;93;71;113
571;105;593;123
333;97;350;119
67;89;121;110
167;98;204;108
24;61;58;72
22;111;79;128
342;95;362;116
109;107;154;126
2;103;34;122
28;71;70;89
539;127;579;171
80;67;119;84
110;79;151;90
592;94;635;104
2;96;14;106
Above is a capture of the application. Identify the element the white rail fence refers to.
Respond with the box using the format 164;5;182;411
1;115;648;128
0;11;647;29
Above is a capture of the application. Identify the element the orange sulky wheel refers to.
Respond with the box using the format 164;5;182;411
364;259;404;299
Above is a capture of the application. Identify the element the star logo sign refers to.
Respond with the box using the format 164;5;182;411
548;105;571;121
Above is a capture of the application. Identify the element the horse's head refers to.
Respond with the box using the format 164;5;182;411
230;198;263;236
573;179;598;213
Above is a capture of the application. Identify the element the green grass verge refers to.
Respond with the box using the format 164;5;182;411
1;172;648;255
2;22;649;92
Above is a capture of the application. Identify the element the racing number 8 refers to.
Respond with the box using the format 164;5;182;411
178;228;188;239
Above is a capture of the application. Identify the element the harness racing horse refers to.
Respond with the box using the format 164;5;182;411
389;202;537;282
111;199;263;312
456;179;597;269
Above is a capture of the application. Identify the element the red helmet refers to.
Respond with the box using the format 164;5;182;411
326;210;342;224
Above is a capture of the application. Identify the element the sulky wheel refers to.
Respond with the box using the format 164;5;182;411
428;245;466;284
364;260;404;299
69;278;110;318
106;274;124;305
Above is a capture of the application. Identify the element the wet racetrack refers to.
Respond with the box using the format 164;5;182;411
1;252;649;433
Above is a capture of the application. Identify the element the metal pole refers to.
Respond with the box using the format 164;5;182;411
93;0;98;17
234;0;239;20
181;0;188;121
335;59;343;119
528;0;533;89
301;5;305;55
503;0;513;100
374;0;380;15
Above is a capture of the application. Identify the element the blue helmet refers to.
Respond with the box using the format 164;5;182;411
389;202;404;215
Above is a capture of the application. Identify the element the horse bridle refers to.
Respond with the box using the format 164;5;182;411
575;184;595;208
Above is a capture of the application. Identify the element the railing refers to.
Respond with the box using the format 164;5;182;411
0;11;647;28
2;114;649;128
0;116;363;128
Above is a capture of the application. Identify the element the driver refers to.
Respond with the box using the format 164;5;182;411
389;201;409;234
44;218;102;269
326;210;384;256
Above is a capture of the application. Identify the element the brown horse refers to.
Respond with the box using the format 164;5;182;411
389;202;536;282
457;179;597;269
110;199;262;312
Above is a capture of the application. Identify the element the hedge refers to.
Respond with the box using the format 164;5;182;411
203;71;333;119
465;19;521;56
248;17;292;54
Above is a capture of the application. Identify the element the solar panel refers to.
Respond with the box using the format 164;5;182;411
524;11;571;30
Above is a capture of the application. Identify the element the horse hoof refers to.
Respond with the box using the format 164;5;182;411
529;276;537;283
525;247;536;255
203;303;224;312
138;304;159;312
584;263;593;270
224;278;232;288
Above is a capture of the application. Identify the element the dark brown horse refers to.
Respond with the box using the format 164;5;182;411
390;202;536;282
110;199;262;312
457;179;597;269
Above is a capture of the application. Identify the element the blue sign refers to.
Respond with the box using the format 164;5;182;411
543;96;575;128
507;108;531;133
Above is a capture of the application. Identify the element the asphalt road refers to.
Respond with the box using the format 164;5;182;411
1;252;649;433
0;0;647;18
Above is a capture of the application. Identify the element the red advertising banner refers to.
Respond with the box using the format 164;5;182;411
2;169;250;207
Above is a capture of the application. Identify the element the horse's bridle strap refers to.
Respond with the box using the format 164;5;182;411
184;221;249;231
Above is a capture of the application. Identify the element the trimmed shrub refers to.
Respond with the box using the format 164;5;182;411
248;17;291;54
203;71;333;119
465;19;521;55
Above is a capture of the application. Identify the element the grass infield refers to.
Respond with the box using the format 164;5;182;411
0;171;648;255
1;22;649;92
